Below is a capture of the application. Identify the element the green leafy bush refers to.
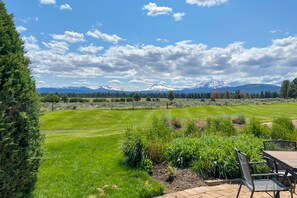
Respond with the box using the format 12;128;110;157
242;117;270;138
140;159;153;174
192;134;265;179
270;117;297;140
165;137;200;168
206;116;237;136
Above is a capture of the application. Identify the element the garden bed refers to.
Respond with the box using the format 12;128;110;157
151;164;206;193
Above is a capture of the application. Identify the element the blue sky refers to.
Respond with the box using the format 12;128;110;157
3;0;297;90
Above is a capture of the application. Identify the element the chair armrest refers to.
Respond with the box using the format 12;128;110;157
251;173;282;177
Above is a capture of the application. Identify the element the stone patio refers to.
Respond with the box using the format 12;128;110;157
156;184;293;198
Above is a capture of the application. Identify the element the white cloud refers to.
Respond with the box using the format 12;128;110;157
16;26;27;33
60;4;72;11
25;36;297;87
173;12;186;21
79;44;103;54
86;29;122;44
52;31;84;43
142;2;173;16
108;80;121;84
22;36;40;51
42;41;69;53
156;38;169;43
186;0;228;7
39;0;56;5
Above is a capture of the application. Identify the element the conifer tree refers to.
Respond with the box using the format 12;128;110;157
0;1;43;197
288;78;297;98
280;80;290;99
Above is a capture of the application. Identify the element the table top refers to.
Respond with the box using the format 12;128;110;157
263;150;297;171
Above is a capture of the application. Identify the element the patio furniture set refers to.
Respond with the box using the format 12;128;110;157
236;140;297;198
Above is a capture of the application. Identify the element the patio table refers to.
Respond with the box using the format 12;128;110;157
263;150;297;178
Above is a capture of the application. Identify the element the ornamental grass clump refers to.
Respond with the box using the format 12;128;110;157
270;117;297;141
122;117;174;167
242;117;270;138
206;116;237;136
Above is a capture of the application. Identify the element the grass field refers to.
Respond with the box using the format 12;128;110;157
34;102;297;198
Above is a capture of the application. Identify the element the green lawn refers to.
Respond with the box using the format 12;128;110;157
34;102;297;198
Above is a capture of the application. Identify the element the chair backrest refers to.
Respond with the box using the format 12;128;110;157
263;140;297;151
235;148;253;187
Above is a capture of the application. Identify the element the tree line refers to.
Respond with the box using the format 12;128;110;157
40;90;280;103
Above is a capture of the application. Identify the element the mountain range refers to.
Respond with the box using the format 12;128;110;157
38;80;280;94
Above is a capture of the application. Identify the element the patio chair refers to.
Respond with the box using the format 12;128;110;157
235;148;293;198
263;140;297;192
263;140;297;151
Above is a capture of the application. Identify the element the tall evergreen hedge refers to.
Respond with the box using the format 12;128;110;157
0;1;43;197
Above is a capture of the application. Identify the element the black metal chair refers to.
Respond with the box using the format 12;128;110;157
235;148;293;198
264;140;297;151
263;140;297;193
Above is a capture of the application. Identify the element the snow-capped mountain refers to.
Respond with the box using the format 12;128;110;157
98;85;121;91
38;85;123;93
145;84;174;92
191;79;228;89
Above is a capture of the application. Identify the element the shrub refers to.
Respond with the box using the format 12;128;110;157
122;127;144;167
69;97;85;103
192;134;265;179
232;115;246;125
242;117;270;138
0;1;43;196
140;159;153;174
270;117;297;140
165;137;200;168
185;120;200;137
93;98;109;102
122;117;173;166
206;116;237;136
145;141;164;164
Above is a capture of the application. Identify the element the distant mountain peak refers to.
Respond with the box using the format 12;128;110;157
145;83;174;92
98;85;121;91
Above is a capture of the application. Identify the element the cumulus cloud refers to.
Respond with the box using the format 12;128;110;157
186;0;228;7
42;41;69;53
172;12;186;21
142;2;173;16
22;36;40;51
39;0;56;5
60;4;72;11
79;44;103;54
52;31;84;43
16;26;27;33
86;29;122;44
25;36;297;88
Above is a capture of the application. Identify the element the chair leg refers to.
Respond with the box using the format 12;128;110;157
250;191;254;198
236;182;242;198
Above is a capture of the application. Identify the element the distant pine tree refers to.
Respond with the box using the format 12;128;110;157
280;80;290;99
0;1;43;197
288;78;297;99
